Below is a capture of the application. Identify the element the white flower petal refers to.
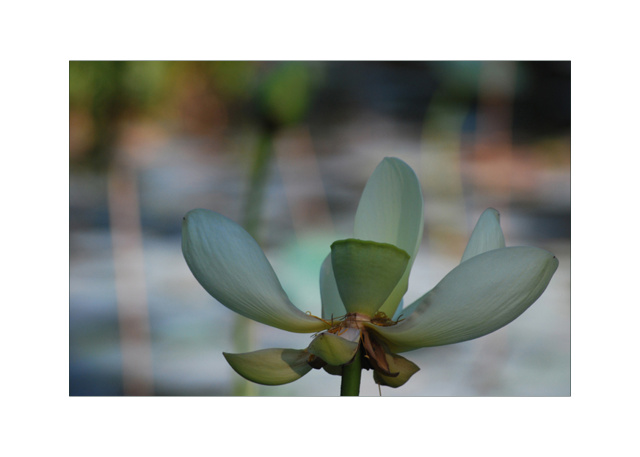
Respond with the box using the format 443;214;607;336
331;239;410;316
182;209;327;333
373;352;420;388
308;330;360;366
461;208;506;263
223;348;311;386
354;157;424;316
370;246;559;352
319;254;347;321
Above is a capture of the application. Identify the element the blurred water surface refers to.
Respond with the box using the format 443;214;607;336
69;61;570;396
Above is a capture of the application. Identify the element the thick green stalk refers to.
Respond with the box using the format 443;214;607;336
340;350;362;396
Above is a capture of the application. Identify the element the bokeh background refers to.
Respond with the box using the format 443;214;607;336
69;61;570;396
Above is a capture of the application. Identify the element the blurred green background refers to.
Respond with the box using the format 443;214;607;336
69;61;570;396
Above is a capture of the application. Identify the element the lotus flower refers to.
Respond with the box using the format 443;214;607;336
181;157;558;394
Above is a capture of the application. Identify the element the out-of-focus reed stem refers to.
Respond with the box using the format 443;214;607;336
108;154;154;395
232;128;275;396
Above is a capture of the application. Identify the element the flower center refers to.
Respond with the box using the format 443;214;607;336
307;310;401;333
306;312;401;377
330;312;369;332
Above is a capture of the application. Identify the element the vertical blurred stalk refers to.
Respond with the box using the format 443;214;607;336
243;129;274;238
230;62;314;395
108;153;154;395
274;126;334;237
474;61;517;229
468;61;517;392
232;126;275;396
79;61;154;395
420;89;468;248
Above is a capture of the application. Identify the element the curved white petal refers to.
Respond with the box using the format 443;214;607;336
331;239;410;316
223;348;311;386
373;352;420;388
354;157;424;316
461;208;506;263
370;246;559;352
182;209;327;333
308;330;360;366
319;254;347;321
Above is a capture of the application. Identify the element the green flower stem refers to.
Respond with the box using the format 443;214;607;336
340;350;362;396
